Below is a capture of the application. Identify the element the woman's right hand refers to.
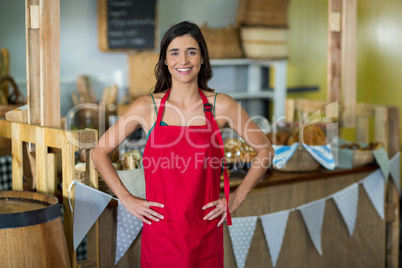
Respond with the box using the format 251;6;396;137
121;194;164;225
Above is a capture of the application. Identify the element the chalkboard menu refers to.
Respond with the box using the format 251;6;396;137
98;0;157;51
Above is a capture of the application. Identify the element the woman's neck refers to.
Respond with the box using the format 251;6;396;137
169;82;200;105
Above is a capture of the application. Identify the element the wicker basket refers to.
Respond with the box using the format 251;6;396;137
352;150;374;167
274;109;320;172
199;24;243;59
237;0;290;27
240;26;288;59
274;146;320;172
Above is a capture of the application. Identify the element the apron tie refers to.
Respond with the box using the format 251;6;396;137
203;100;232;226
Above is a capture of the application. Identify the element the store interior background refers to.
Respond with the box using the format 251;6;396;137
0;0;401;142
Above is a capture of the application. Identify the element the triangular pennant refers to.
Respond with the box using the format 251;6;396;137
298;199;326;255
389;152;401;194
115;201;143;264
228;216;258;268
333;183;359;236
73;182;112;250
362;169;385;219
260;210;290;267
373;148;390;180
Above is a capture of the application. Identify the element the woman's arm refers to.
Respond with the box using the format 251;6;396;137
203;93;274;226
91;96;164;225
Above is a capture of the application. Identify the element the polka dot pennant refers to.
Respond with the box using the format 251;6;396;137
333;183;359;236
115;201;143;265
228;216;258;268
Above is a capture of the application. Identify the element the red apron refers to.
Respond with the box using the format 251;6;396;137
141;88;231;268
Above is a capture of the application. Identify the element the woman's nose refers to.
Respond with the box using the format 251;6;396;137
179;54;189;65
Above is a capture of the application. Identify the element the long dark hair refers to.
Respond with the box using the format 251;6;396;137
153;21;214;93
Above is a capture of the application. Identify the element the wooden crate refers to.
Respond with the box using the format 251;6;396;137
128;52;159;97
0;105;22;156
199;24;243;59
240;27;288;59
0;119;98;268
237;0;290;27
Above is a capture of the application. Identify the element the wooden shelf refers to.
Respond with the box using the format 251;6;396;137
210;58;287;119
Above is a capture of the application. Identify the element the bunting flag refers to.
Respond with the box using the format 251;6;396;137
72;182;112;250
228;216;258;268
260;210;290;267
333;183;359;236
362;169;385;219
389;152;401;194
298;199;326;255
372;148;390;180
115;201;143;264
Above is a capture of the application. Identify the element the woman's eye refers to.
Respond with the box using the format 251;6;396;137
171;52;179;56
188;51;196;55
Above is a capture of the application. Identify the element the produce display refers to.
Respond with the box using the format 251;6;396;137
340;141;381;150
266;125;327;146
223;138;257;163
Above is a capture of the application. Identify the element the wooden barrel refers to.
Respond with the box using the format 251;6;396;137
0;191;71;267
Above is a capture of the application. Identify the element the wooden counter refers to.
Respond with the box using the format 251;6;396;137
221;165;379;190
98;165;392;268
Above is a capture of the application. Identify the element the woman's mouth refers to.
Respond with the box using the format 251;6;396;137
176;67;193;75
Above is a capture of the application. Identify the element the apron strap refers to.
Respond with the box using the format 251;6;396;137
199;89;232;226
156;89;171;125
211;120;232;226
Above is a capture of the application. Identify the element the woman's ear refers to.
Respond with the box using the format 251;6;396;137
201;58;204;64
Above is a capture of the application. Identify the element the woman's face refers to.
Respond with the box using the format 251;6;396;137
165;34;203;86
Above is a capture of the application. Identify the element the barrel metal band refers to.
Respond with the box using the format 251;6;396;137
0;199;60;229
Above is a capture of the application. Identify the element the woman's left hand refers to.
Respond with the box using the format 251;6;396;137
202;197;229;227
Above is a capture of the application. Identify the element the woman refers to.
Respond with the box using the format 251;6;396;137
92;21;274;267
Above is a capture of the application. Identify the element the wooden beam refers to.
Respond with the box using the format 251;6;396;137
35;127;47;193
39;0;60;128
11;123;24;190
26;0;41;126
86;146;100;268
341;0;357;127
327;0;342;103
62;132;78;268
328;0;357;127
25;0;61;128
374;106;388;151
387;107;400;157
385;107;400;268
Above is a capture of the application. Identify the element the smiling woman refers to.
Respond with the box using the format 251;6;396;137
153;21;213;93
91;21;274;268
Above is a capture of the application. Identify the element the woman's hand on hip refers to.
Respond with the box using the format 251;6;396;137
202;197;228;227
121;195;164;225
